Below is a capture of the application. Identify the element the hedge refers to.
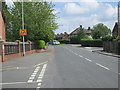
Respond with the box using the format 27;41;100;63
80;39;103;47
58;39;70;44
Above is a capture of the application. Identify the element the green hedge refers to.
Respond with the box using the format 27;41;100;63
58;39;70;44
80;39;103;47
70;36;80;44
38;40;46;49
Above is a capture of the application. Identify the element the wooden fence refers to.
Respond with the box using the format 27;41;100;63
103;41;120;55
0;40;36;62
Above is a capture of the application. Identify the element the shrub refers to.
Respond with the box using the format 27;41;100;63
80;39;103;47
115;36;120;42
38;40;46;49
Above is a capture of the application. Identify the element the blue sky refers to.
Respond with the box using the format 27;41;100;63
5;0;118;34
52;1;118;34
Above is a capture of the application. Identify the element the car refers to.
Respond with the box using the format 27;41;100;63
52;40;60;45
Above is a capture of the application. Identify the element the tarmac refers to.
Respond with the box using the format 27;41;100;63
92;50;120;58
68;44;120;58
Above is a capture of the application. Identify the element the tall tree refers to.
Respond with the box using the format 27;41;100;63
92;23;111;39
3;1;59;42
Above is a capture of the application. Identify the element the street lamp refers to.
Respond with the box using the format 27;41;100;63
22;0;25;56
118;1;120;23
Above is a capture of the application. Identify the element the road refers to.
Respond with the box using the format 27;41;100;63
0;45;118;89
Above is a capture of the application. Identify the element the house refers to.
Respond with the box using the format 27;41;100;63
112;22;120;36
55;32;69;40
0;4;6;41
70;25;92;36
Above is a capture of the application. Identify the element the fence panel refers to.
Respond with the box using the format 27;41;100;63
4;42;18;55
103;41;119;55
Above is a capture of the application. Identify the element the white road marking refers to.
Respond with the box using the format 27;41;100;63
0;81;38;85
31;74;36;77
36;64;47;89
37;79;42;82
34;70;39;73
29;77;35;80
32;72;37;75
27;66;40;83
36;87;41;89
38;76;43;79
85;58;92;62
79;55;83;58
34;61;48;67
38;83;41;86
96;63;110;70
74;53;78;55
27;80;33;83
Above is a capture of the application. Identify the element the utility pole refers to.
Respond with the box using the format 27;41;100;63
22;0;25;56
118;1;120;36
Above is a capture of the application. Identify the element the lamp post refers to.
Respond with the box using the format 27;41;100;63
22;0;25;56
118;1;120;36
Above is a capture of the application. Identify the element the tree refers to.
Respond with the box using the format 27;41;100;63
77;26;85;40
92;23;111;39
3;1;59;42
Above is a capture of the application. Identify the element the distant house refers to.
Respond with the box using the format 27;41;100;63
0;6;6;41
55;32;69;40
70;25;92;36
112;22;120;36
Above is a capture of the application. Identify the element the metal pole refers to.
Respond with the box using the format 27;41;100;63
118;1;120;23
118;1;120;36
22;0;25;56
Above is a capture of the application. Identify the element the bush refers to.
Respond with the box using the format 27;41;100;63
58;39;70;44
80;39;103;47
115;36;120;42
38;40;46;49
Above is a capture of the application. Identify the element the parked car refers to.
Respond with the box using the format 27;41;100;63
50;40;60;45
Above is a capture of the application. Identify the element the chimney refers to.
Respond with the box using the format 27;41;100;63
80;25;82;28
88;27;90;30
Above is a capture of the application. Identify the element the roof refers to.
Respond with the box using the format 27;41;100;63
70;27;92;35
70;28;80;35
112;22;120;36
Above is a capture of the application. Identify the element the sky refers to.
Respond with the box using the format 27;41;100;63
5;0;119;34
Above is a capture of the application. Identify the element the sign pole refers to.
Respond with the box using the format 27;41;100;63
22;0;25;56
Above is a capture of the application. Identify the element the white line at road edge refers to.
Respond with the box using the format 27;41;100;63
85;58;92;62
96;63;110;70
0;81;38;85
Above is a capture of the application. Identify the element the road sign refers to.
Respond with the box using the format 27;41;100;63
20;29;27;36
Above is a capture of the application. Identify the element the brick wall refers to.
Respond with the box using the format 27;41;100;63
0;11;6;41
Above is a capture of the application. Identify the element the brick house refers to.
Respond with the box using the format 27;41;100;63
0;6;6;41
55;32;69;40
70;25;92;36
112;22;120;36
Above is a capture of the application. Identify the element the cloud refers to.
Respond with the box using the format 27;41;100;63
98;3;117;21
55;1;117;34
64;1;99;15
46;0;119;2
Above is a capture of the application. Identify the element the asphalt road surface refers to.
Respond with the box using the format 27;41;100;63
0;45;118;89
